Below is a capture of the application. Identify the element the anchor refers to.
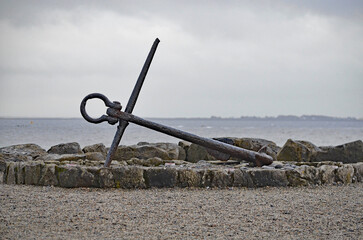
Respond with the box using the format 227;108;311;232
80;38;273;167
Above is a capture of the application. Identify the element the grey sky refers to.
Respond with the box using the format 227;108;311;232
0;0;362;118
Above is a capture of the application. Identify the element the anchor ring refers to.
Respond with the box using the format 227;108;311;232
80;93;122;125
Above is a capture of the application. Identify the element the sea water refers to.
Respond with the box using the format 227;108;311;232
1;118;362;150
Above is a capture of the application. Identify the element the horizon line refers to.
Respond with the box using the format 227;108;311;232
1;114;362;121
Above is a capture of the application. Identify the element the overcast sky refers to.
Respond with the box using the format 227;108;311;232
0;0;362;118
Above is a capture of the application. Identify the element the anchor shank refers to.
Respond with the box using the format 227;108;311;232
107;108;273;166
104;38;160;167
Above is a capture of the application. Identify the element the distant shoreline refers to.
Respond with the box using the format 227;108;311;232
1;115;362;122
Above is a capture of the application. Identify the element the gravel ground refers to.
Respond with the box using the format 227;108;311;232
1;183;362;239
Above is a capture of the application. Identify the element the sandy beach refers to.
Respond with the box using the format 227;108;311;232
1;183;362;239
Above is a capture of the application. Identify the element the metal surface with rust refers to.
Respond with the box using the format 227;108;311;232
80;38;273;167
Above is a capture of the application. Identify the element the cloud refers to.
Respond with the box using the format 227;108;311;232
0;1;362;118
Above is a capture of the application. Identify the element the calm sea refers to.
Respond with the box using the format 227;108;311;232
1;118;362;150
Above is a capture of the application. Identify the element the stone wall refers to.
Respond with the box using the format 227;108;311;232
1;160;362;188
1;140;362;189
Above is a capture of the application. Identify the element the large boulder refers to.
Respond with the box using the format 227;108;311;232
113;142;185;161
0;144;47;162
277;139;321;162
48;142;82;155
313;140;363;163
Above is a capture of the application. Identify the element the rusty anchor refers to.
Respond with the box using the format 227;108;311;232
80;38;273;167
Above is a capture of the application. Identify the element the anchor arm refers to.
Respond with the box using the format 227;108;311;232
106;108;273;166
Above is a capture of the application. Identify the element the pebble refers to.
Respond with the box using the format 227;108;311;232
1;183;362;239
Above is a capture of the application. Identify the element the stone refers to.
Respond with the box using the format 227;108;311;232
82;143;107;157
39;164;58;186
171;160;190;165
248;169;289;187
313;140;363;163
232;137;281;160
295;165;321;184
6;162;17;184
0;159;6;172
285;166;315;187
36;153;86;162
16;162;26;184
126;158;145;166
233;169;254;188
201;169;214;187
186;144;216;163
112;166;146;189
178;168;203;187
144;157;165;167
336;165;354;184
0;160;5;184
114;144;172;161
24;161;43;185
98;168;114;188
294;161;343;167
144;167;178;188
48;142;82;155
85;152;105;161
277;139;321;162
200;169;233;188
142;142;186;160
0;144;47;162
178;141;191;151
126;157;170;167
318;165;338;184
56;165;97;188
210;169;234;188
351;163;363;182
